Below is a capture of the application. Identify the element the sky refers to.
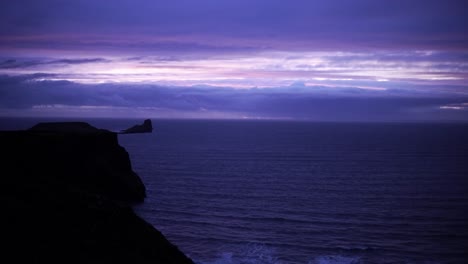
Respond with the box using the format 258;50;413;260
1;0;467;121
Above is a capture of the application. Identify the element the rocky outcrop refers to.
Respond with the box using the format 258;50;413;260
0;122;193;264
120;119;153;134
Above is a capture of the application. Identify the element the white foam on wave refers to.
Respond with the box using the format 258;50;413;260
309;255;361;264
199;243;283;264
197;243;362;264
200;252;361;264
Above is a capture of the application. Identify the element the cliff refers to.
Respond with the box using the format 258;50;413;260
0;122;194;264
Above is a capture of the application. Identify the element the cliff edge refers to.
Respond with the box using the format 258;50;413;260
1;122;194;264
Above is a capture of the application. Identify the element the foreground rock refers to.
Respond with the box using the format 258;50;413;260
1;122;193;264
120;119;153;134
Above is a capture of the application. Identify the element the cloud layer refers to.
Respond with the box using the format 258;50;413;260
1;75;467;121
1;0;467;52
0;1;467;121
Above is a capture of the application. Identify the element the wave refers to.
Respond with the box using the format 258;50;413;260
196;243;362;264
309;255;360;264
198;243;282;264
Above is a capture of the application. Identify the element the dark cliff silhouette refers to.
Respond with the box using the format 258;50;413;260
1;122;193;264
120;119;153;134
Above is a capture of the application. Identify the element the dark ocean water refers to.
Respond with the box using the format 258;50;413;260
2;118;468;264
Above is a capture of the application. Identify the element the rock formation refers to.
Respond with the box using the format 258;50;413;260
0;122;193;264
120;119;153;134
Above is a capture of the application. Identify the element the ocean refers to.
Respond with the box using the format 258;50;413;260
2;118;468;263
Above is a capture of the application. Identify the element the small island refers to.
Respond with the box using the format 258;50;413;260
120;119;153;134
1;122;193;264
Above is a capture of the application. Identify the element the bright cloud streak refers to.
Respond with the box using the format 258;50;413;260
1;51;467;91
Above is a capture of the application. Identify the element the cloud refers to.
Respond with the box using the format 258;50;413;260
439;102;468;110
51;58;109;64
1;75;467;121
0;58;109;69
1;0;467;52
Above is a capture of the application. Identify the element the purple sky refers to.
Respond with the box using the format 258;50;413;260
1;0;467;121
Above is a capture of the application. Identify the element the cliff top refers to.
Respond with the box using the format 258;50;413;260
29;121;108;133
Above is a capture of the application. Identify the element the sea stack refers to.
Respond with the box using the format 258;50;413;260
120;119;153;134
